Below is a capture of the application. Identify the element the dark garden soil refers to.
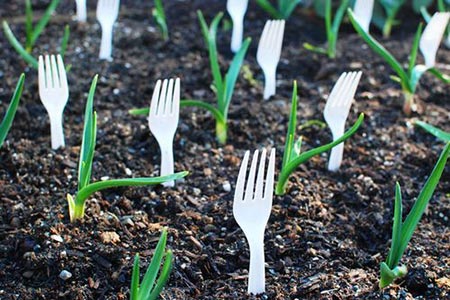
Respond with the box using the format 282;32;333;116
0;0;449;299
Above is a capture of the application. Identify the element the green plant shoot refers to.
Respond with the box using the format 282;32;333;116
371;0;406;37
130;228;173;300
152;0;169;41
414;120;450;142
348;8;450;115
255;0;302;19
303;0;350;59
379;142;450;288
2;0;69;69
67;75;188;221
128;11;251;145
0;74;25;148
276;81;365;195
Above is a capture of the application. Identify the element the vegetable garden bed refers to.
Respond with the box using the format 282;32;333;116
0;0;449;299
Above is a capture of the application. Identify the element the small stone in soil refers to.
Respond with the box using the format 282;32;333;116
222;181;231;192
59;270;72;281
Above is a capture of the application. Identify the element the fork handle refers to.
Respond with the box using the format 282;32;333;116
76;0;87;22
231;16;244;53
328;141;344;172
160;145;175;187
99;26;113;60
263;68;276;100
49;113;65;150
248;234;265;295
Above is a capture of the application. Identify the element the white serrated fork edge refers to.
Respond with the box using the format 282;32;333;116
323;71;362;172
353;0;374;33
38;54;69;150
227;0;249;53
257;19;285;100
148;78;181;187
233;148;276;295
75;0;87;22
97;0;120;60
420;12;450;68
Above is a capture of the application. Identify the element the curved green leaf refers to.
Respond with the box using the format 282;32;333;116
414;120;450;142
0;74;25;147
2;21;38;69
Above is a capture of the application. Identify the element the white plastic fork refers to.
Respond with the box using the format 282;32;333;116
148;78;180;187
38;54;69;150
75;0;87;22
353;0;374;33
256;19;285;100
323;71;362;172
419;12;450;69
233;148;276;295
227;0;249;53
96;0;120;60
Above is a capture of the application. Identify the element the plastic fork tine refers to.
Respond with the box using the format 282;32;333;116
57;55;67;89
234;150;250;202
172;78;180;116
150;80;162;118
38;56;45;89
254;148;267;201
50;55;60;88
157;79;168;115
45;55;52;88
327;72;346;107
264;149;276;200
164;79;174;115
244;150;259;202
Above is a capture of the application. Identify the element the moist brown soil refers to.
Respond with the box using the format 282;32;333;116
1;1;449;299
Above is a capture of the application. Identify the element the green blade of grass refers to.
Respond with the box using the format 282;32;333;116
427;67;450;84
197;11;224;103
148;250;174;300
223;37;251;117
407;23;423;78
76;172;189;204
279;0;301;19
78;75;99;190
25;0;33;51
2;21;38;69
0;74;25;147
414;120;450;142
398;143;450;263
303;42;328;55
276;113;365;195
130;254;140;300
153;0;169;40
386;182;404;268
138;229;168;299
30;0;61;46
256;0;283;19
60;25;70;58
347;8;411;91
282;81;298;169
330;0;350;42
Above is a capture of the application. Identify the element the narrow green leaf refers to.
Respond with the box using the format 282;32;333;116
397;143;450;265
427;67;450;84
256;0;283;19
282;81;298;169
347;8;411;91
291;136;303;161
386;182;404;269
138;229;168;299
30;0;61;46
276;113;364;195
148;250;174;300
2;21;38;69
303;42;328;55
408;23;424;77
197;11;224;103
60;25;70;58
152;0;169;41
414;120;450;142
0;74;25;148
331;0;350;39
279;0;301;19
324;0;332;51
25;0;33;51
130;254;140;300
76;172;189;204
78;75;99;190
223;37;251;117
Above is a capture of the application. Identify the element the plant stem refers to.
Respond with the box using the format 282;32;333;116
216;120;227;145
383;18;393;38
402;91;415;116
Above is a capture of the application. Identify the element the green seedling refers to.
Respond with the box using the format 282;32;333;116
67;75;188;221
0;74;25;148
152;0;169;41
348;8;450;115
303;0;350;59
414;120;450;142
371;0;406;37
275;81;364;195
2;0;69;69
255;0;302;19
129;11;250;145
130;228;173;300
380;142;450;288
